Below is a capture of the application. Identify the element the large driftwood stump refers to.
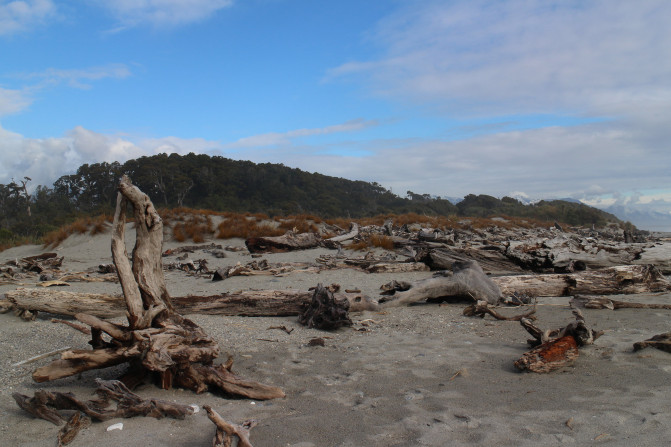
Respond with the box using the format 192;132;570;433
30;176;284;400
299;284;352;330
379;260;503;307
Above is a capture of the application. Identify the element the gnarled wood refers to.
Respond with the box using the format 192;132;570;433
28;176;284;401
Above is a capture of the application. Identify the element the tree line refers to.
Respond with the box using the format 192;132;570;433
0;153;623;244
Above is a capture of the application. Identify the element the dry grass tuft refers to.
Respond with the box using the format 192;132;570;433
43;215;112;249
277;216;320;234
216;214;284;239
171;214;214;243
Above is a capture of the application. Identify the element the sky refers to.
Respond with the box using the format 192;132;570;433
1;0;670;230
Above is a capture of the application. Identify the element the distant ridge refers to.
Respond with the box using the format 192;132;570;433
0;153;625;242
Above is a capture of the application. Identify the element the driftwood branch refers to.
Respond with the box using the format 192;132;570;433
633;332;671;353
204;405;256;447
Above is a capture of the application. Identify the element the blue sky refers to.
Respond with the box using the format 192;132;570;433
1;0;670;230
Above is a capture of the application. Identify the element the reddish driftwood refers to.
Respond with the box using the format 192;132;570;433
28;176;284;400
514;310;602;373
514;336;580;373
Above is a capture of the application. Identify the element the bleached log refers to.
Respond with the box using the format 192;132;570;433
6;288;377;317
325;223;359;243
493;265;671;297
245;231;321;253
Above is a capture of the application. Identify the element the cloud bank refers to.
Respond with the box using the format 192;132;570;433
98;0;234;28
0;0;55;35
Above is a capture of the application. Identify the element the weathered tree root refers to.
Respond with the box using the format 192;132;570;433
13;379;194;445
514;310;602;373
13;379;196;423
298;283;352;330
28;176;285;400
204;405;257;447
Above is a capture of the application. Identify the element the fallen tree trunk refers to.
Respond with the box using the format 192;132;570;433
246;231;321;253
6;288;378;318
493;265;671;296
571;295;671;310
8;265;669;318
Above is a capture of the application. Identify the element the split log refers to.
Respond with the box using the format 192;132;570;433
6;288;377;317
493;265;671;297
25;176;284;401
246;231;321;253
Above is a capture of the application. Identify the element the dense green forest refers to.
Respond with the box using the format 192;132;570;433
0;152;623;244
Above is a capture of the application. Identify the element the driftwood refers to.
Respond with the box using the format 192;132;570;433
26;176;284;401
379;260;503;307
633;332;671;353
325;222;359;243
514;310;602;373
58;412;91;446
204;405;256;447
463;300;536;321
494;265;671;297
298;284;352;330
6;288;377;317
571;295;671;310
246;231;321;253
13;379;194;424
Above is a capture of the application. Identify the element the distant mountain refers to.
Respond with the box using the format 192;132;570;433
598;204;671;232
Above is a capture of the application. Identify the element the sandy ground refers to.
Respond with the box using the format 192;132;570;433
1;228;671;446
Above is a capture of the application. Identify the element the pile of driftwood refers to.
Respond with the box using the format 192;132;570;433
10;176;283;447
244;218;670;274
6;178;671;445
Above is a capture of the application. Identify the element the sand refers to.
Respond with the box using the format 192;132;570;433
1;228;671;446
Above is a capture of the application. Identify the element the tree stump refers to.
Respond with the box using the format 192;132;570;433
31;176;284;400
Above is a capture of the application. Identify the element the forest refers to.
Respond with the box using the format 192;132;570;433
0;152;624;245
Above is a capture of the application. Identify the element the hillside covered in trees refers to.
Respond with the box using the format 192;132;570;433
0;153;624;244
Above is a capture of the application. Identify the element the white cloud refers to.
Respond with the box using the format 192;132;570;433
0;125;223;188
23;64;132;89
328;0;671;119
98;0;234;29
0;0;55;36
0;86;32;116
225;119;378;149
